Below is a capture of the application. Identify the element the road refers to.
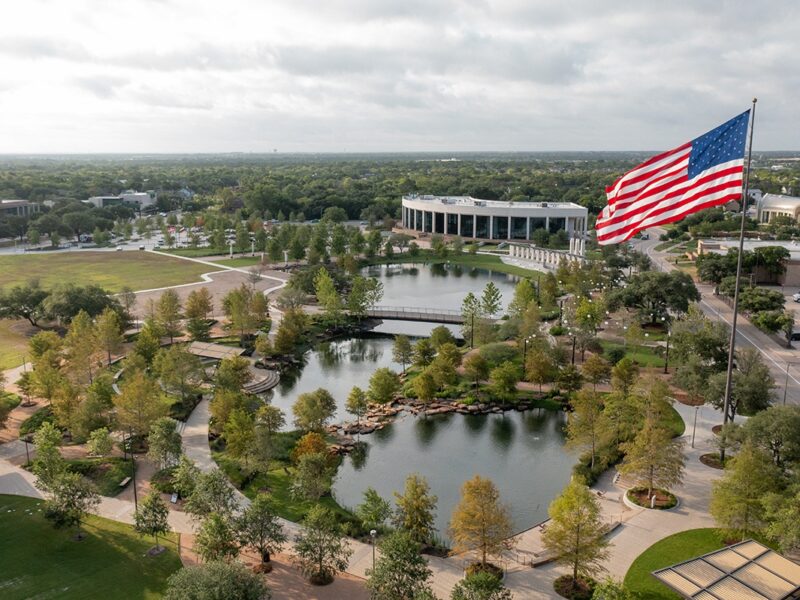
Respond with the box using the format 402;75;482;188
634;229;800;407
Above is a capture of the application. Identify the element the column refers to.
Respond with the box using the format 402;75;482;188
526;217;531;240
545;216;550;232
443;212;448;235
507;216;512;240
412;209;417;231
489;216;494;240
473;216;477;239
457;213;461;237
430;212;436;234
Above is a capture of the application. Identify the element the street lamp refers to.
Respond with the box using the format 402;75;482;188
691;406;699;449
522;334;536;367
370;529;377;569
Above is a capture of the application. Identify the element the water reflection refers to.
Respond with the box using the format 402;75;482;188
490;416;515;452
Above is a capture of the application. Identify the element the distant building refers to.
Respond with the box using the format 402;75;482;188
697;238;800;286
85;190;157;210
756;193;800;223
400;194;588;242
0;199;40;218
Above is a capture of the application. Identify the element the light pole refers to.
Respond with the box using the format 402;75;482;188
370;529;377;569
662;317;671;374
691;406;699;449
128;428;138;512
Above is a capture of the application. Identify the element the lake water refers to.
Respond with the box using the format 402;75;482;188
264;263;574;537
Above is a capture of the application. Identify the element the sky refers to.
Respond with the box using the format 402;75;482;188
0;0;797;153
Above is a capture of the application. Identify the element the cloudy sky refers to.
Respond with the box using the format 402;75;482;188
0;0;797;153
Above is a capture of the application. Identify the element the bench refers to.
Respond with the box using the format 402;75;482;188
119;477;132;488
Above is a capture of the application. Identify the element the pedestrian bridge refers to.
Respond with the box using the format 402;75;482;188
364;306;465;324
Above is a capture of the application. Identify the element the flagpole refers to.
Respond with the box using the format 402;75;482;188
721;98;757;437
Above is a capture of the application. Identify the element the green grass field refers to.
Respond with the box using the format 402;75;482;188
209;256;263;268
0;494;182;600
599;339;667;368
0;319;31;370
0;252;211;292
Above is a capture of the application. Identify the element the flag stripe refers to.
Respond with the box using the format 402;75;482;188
597;161;743;235
605;143;691;198
597;166;744;242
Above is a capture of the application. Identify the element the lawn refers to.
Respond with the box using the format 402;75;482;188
598;340;667;368
0;252;211;292
0;494;182;600
209;256;264;268
0;319;31;370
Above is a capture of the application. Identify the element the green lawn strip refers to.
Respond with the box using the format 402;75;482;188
213;446;354;525
208;256;264;268
159;247;222;258
66;457;134;497
663;404;685;437
0;319;30;370
0;252;211;291
624;529;776;600
0;494;182;600
366;252;543;278
598;340;666;368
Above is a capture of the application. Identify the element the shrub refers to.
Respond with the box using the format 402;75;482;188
151;466;178;494
572;445;623;487
19;406;57;437
605;347;626;366
479;343;519;368
549;325;566;336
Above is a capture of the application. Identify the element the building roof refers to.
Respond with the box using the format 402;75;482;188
0;199;34;206
186;341;245;361
653;540;800;600
760;193;800;212
403;194;583;210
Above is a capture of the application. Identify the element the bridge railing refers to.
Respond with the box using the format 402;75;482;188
366;306;463;317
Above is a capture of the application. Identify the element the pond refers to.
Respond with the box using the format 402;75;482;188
262;263;574;538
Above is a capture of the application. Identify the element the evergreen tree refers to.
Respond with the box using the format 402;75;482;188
392;335;414;373
393;474;438;545
366;531;434;600
134;491;171;551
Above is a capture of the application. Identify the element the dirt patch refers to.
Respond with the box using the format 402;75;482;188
712;424;723;435
699;453;727;470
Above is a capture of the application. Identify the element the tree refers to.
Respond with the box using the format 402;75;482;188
461;292;485;345
581;353;611;392
173;455;201;500
763;485;800;555
509;279;536;318
63;310;98;383
449;475;514;567
87;427;113;457
463;353;489;390
154;345;203;403
393;473;438;545
236;494;287;568
164;561;271;600
436;342;462;368
591;578;638;600
542;480;610;589
314;267;343;325
567;390;608;471
113;371;169;437
134;491;171;552
32;421;65;492
430;326;456;349
43;471;100;538
292;388;337;431
610;358;639;399
608;270;699;323
481;282;502;317
740;405;800;469
347;275;384;317
292;452;334;501
293;505;353;585
94;307;123;365
345;386;368;427
525;349;555;393
557;364;584;395
392;335;413;373
156;289;183;343
356;487;392;531
366;531;434;600
451;572;513;600
489;361;520;400
0;280;49;327
185;287;214;341
705;347;774;421
148;417;183;469
133;320;163;364
224;408;256;467
185;469;238;520
413;338;436;367
196;512;240;562
223;284;269;344
210;356;249;393
669;306;729;369
710;443;782;540
619;420;685;497
413;370;438;408
368;368;401;404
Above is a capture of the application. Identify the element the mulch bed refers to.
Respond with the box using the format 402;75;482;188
699;453;727;469
627;487;677;509
554;575;595;600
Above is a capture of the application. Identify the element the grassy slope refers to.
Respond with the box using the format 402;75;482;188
0;494;182;600
0;252;210;292
0;319;30;370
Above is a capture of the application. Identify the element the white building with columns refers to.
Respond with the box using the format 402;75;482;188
400;194;588;244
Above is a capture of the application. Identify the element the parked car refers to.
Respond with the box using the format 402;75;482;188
138;245;145;251
115;246;123;251
793;292;800;303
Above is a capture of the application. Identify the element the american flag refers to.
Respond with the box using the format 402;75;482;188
595;111;751;246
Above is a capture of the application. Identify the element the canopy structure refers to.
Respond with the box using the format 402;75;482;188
186;341;245;361
653;540;800;600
